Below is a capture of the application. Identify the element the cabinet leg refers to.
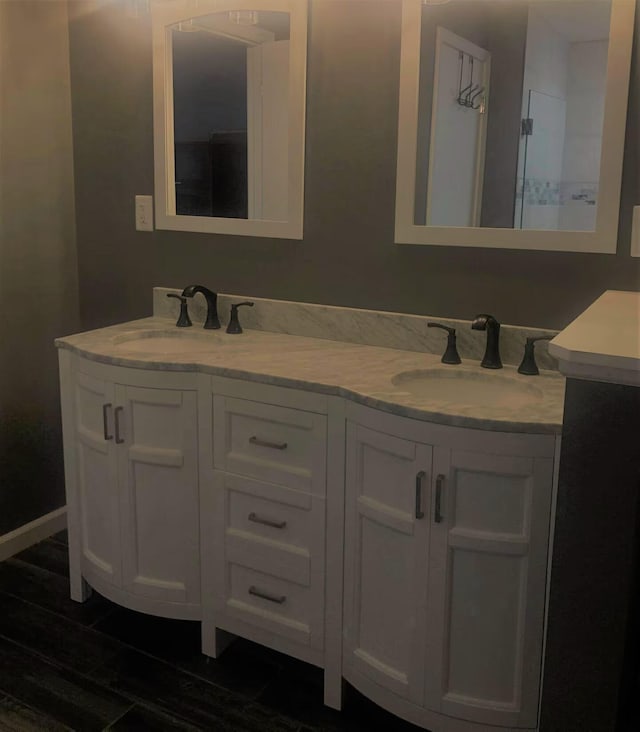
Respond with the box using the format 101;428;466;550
323;674;345;711
70;574;92;603
201;623;236;659
67;530;91;603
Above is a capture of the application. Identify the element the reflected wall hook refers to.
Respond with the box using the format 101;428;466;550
464;84;480;107
457;80;474;106
455;52;485;111
469;85;486;110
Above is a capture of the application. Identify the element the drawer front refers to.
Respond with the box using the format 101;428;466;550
211;472;326;649
224;564;324;649
225;473;317;551
222;473;326;584
213;396;327;494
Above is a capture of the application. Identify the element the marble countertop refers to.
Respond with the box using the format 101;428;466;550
549;290;640;387
56;317;565;434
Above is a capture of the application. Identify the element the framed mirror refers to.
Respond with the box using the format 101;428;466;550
395;0;635;253
152;0;307;238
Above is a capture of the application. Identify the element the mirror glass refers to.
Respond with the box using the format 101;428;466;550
414;0;611;232
395;0;634;252
171;11;290;220
152;1;307;239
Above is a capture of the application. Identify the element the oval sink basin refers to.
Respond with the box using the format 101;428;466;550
391;369;544;408
113;330;224;354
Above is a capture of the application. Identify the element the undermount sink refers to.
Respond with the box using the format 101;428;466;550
113;330;224;354
391;368;544;408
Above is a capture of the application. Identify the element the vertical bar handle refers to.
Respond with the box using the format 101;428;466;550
415;470;426;519
102;403;113;441
114;406;125;444
435;474;445;523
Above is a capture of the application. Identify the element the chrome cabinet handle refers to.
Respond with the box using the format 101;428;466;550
102;403;113;441
415;471;426;519
435;474;445;523
248;512;287;529
248;585;286;604
249;436;288;450
114;406;125;444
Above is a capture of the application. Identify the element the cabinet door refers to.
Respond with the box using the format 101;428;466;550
344;421;432;705
74;371;121;586
425;447;553;728
118;385;200;605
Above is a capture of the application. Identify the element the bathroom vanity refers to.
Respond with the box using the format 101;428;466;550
56;291;564;732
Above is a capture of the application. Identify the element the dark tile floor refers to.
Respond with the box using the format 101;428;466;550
0;532;421;732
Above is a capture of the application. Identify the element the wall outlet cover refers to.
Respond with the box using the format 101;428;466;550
135;195;154;232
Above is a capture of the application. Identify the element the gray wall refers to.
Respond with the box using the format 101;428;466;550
68;0;639;334
0;1;78;534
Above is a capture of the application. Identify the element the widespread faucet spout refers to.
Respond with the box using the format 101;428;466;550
471;314;502;369
181;285;221;330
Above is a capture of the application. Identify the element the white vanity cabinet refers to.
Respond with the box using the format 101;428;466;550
58;337;560;732
59;352;201;619
199;376;329;667
343;402;555;731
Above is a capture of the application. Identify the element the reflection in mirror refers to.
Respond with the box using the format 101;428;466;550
172;11;290;220
152;1;307;239
395;0;635;252
414;0;611;231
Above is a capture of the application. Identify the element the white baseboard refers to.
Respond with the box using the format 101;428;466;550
0;506;67;562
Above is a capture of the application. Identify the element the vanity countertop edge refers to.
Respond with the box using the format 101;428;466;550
549;290;640;387
56;316;565;435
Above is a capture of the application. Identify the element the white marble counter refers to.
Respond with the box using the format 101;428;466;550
56;316;564;434
549;290;640;386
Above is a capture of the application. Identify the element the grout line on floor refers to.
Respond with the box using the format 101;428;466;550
47;535;69;548
0;585;114;634
101;701;136;731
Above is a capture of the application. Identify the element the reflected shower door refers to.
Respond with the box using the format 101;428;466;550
518;90;566;230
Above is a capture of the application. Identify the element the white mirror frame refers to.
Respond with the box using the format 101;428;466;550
152;0;307;239
394;0;636;253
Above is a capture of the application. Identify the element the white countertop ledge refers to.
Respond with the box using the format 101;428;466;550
549;290;640;387
56;317;565;434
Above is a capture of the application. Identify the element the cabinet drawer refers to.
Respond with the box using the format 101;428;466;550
225;473;322;551
224;564;324;649
221;473;325;584
213;396;327;494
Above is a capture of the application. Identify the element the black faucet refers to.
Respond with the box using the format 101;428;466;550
181;285;220;330
471;314;502;369
517;335;553;375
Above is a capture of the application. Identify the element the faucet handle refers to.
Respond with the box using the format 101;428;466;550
427;322;461;365
226;301;254;334
166;293;192;327
517;335;553;375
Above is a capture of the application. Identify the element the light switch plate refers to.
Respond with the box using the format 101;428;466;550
135;195;154;232
631;206;640;257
